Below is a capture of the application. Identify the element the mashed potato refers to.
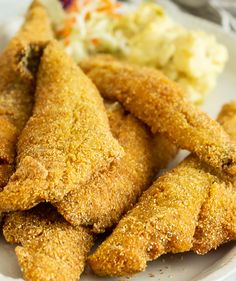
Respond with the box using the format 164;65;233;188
44;0;228;104
116;3;228;104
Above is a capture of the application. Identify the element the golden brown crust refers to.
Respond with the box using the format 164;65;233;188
0;42;123;212
88;102;236;277
56;102;177;233
88;157;222;276
192;183;236;254
80;56;236;175
192;102;236;254
0;0;53;189
3;205;94;281
17;0;53;43
217;102;236;142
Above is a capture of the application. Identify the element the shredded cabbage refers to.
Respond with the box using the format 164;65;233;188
45;0;228;104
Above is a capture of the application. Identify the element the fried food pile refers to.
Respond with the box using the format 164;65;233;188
0;0;53;223
56;102;177;233
3;204;94;281
0;1;235;280
88;153;235;276
80;55;236;175
0;40;123;212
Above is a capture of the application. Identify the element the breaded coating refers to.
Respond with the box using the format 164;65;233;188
192;182;236;255
56;102;177;233
80;56;236;175
17;0;53;42
0;41;123;212
88;157;219;276
88;102;236;277
0;0;53;189
217;102;236;142
192;102;236;254
3;205;93;281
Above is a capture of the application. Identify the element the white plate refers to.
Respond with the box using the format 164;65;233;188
0;1;235;281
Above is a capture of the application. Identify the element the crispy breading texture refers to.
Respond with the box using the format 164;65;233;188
56;102;177;233
88;102;236;277
0;0;53;189
192;102;236;254
217;102;236;142
17;0;53;42
88;157;220;276
192;182;236;254
3;205;93;281
0;41;123;212
80;56;236;175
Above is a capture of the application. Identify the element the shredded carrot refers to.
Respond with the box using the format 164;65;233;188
96;0;122;15
91;38;100;46
58;0;123;42
57;27;71;38
64;0;122;16
56;16;75;38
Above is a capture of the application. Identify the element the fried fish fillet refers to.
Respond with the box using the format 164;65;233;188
192;181;236;255
80;56;236;175
217;102;236;142
3;205;93;281
56;102;177;233
0;41;123;212
88;103;236;277
192;102;236;254
88;158;220;276
16;0;53;42
0;0;53;190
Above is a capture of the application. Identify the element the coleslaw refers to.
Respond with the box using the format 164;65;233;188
43;0;228;104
